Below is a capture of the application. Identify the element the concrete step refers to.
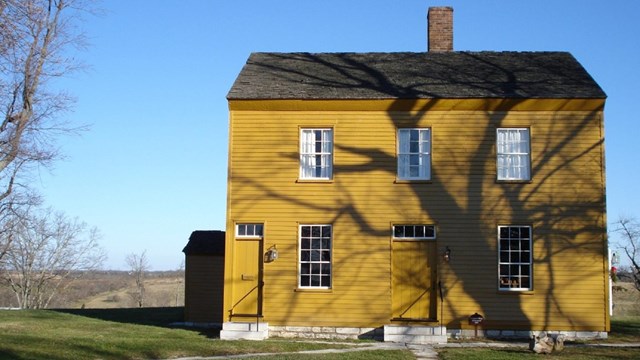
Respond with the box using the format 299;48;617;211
384;325;447;344
220;321;269;340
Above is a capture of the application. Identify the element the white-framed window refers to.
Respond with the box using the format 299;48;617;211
236;223;264;238
498;225;532;291
300;128;333;180
393;225;436;240
299;224;332;288
497;128;530;181
397;128;431;180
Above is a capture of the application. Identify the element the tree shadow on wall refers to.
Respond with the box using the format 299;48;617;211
231;52;606;331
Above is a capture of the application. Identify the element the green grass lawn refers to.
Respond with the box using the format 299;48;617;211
438;346;640;360
609;316;640;342
1;309;638;360
438;317;640;359
0;309;396;360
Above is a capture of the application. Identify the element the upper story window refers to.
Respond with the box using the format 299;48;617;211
393;225;436;240
496;128;530;181
236;223;264;238
397;128;431;180
300;128;333;180
498;225;532;291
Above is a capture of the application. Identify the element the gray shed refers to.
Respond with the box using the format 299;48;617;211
182;230;225;324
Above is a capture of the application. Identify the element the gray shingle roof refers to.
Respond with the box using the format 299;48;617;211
182;230;225;256
227;52;605;100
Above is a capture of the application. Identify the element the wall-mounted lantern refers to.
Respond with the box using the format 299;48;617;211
264;245;278;263
443;246;451;262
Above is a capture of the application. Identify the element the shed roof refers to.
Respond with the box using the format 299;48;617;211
182;230;225;256
227;52;605;100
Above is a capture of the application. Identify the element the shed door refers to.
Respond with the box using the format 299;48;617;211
231;239;263;317
391;241;437;320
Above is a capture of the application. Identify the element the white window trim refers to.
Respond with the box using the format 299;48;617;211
298;224;332;289
496;128;531;181
498;225;533;292
397;128;431;180
299;128;333;180
235;223;264;239
392;224;436;240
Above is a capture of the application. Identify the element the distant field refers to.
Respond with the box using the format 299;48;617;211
0;271;638;318
77;276;184;308
0;271;184;309
613;281;640;317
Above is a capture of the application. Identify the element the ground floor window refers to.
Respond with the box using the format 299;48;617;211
498;225;532;291
299;224;332;288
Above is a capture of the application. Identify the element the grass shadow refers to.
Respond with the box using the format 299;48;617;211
53;307;222;339
53;307;185;327
610;317;640;342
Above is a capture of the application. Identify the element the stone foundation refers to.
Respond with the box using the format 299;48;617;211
447;328;608;341
247;324;608;342
269;325;384;340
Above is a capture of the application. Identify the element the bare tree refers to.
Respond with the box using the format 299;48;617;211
612;216;640;291
0;0;92;262
0;207;105;308
174;259;184;306
126;250;149;308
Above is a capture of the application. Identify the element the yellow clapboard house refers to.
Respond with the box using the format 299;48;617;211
221;7;609;343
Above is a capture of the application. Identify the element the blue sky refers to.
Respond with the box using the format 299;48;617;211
37;1;640;269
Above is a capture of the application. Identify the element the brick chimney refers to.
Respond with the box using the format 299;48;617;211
428;7;453;52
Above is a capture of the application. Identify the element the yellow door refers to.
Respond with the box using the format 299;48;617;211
391;241;437;320
231;239;262;317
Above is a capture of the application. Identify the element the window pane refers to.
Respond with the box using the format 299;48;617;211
312;226;321;237
300;129;332;179
500;252;509;263
301;263;310;275
299;224;332;288
497;128;530;181
321;250;331;261
500;265;509;275
398;128;431;180
410;142;419;153
498;226;533;290
322;226;331;237
301;226;310;237
394;226;404;238
425;226;435;238
311;250;320;261
301;251;310;261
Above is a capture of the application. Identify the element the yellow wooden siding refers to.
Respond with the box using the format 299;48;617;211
225;104;608;331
